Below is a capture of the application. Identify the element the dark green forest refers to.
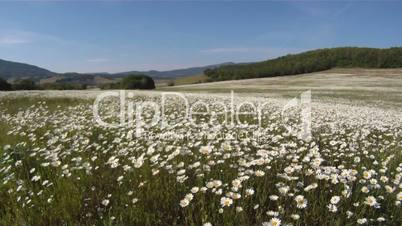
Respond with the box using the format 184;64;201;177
204;47;402;81
100;74;155;90
0;59;55;80
120;74;155;90
0;78;12;91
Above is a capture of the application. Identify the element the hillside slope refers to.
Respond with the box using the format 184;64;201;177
0;58;231;82
161;68;402;104
0;59;56;80
113;62;234;79
205;47;402;81
39;73;116;86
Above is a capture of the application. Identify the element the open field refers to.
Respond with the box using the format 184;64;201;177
0;71;402;225
160;68;402;106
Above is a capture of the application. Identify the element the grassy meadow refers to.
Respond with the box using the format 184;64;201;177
0;72;402;226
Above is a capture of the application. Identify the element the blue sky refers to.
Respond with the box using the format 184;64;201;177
0;1;401;73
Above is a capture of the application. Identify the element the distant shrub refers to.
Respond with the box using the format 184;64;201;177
0;78;12;91
120;74;155;90
12;79;39;90
167;80;175;86
98;82;120;90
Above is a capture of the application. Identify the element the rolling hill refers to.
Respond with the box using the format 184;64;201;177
2;47;402;87
0;58;231;85
205;47;402;81
0;59;56;80
161;68;402;105
39;73;116;86
112;62;234;79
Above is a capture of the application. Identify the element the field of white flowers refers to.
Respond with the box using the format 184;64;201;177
0;91;401;226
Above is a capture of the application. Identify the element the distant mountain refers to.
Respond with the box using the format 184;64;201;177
0;58;233;83
112;62;235;79
0;59;56;81
40;73;116;86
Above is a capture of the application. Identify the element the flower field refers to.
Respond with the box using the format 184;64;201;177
0;91;401;226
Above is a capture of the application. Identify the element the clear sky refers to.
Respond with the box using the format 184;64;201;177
0;1;401;73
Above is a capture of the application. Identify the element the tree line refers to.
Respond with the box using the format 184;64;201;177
0;78;89;91
0;74;155;91
204;47;402;81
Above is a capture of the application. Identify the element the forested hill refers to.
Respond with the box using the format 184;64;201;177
204;47;402;81
0;59;56;80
